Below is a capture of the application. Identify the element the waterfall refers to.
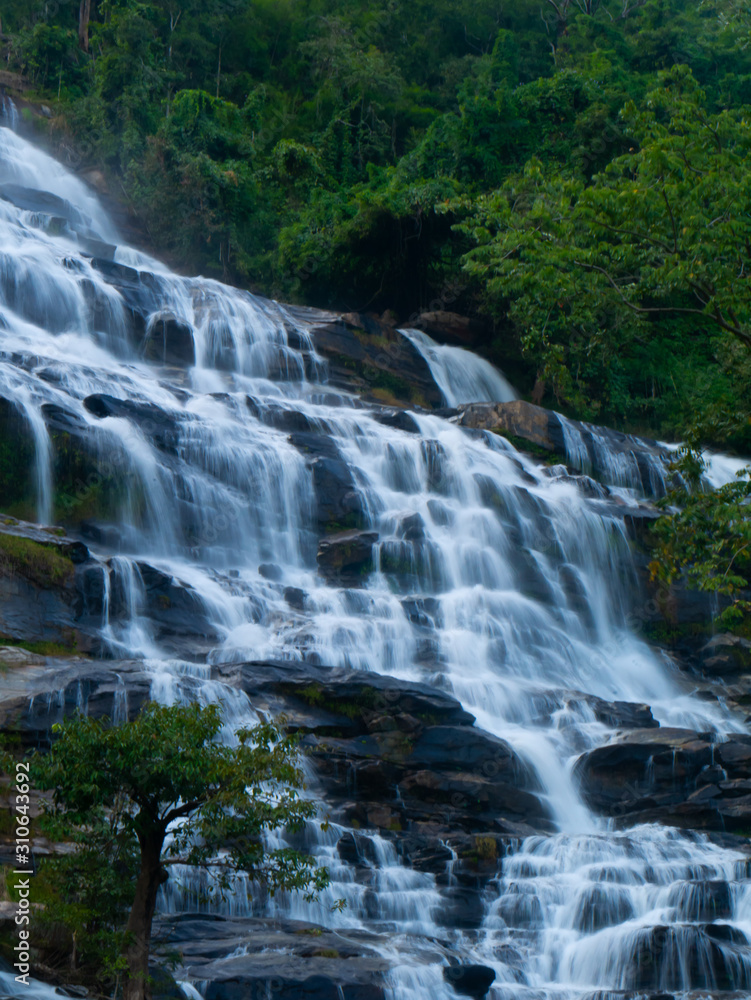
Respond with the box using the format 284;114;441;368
1;123;750;1000
402;328;517;407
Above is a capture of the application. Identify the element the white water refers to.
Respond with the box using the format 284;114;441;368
403;328;517;407
1;126;750;999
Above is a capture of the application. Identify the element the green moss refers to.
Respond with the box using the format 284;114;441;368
314;948;340;958
0;636;80;657
491;429;559;463
0;533;74;588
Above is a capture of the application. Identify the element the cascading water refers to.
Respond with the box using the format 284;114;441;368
1;124;750;1000
402;328;516;407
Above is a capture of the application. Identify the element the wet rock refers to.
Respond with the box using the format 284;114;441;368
698;634;751;677
631;924;751;992
283;586;306;610
575;729;751;831
258;562;283;581
312;457;367;533
158;915;388;1000
213;660;547;833
443;964;495;999
307;313;442;408
317;530;377;586
0;395;36;516
372;409;421;434
288;432;367;533
142;313;195;366
0;519;94;650
0;658;150;747
0;183;84;229
83;394;181;454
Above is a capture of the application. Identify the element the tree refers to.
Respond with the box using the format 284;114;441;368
30;703;332;1000
457;67;751;416
79;0;92;52
650;451;751;631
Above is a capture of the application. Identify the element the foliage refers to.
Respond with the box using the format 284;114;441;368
650;453;751;629
457;68;751;430
29;703;331;996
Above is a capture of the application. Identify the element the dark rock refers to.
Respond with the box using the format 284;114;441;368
83;394;181;454
372;409;421;434
308;314;443;408
312;457;367;533
0;519;94;650
442;964;495;999
0;659;151;747
317;530;377;586
215;660;476;731
0;395;36;517
142;313;196;366
283;586;306;610
0;183;84;228
258;563;283;581
699;634;751;677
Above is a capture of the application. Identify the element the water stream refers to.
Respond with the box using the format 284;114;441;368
1;122;750;999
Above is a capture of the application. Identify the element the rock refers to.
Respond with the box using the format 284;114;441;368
317;530;377;586
0;395;36;517
258;562;283;581
0;659;151;747
283;586;306;610
630;924;751;992
141;313;196;366
288;433;367;533
372;409;421;434
413;312;488;348
575;729;751;831
0;646;45;667
698;634;751;677
212;660;547;834
0;183;84;230
307;313;442;408
443;965;496;999
458;401;558;453
158;915;388;1000
456;401;676;500
0;520;94;650
83;394;181;454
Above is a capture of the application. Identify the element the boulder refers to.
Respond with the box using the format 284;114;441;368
142;313;196;366
698;634;751;677
443;965;496;999
288;433;367;533
575;729;751;831
307;313;443;408
213;660;549;835
0;658;151;747
0;519;93;650
317;530;377;586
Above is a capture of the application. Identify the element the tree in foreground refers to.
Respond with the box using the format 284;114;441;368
30;702;331;1000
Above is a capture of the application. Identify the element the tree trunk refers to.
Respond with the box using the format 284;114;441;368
79;0;92;53
122;832;167;1000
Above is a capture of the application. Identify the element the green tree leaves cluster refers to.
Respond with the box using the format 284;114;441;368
28;703;331;1000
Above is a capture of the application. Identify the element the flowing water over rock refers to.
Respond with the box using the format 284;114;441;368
1;124;750;1000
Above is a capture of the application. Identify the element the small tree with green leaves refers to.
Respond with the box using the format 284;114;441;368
650;452;751;632
30;702;331;1000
